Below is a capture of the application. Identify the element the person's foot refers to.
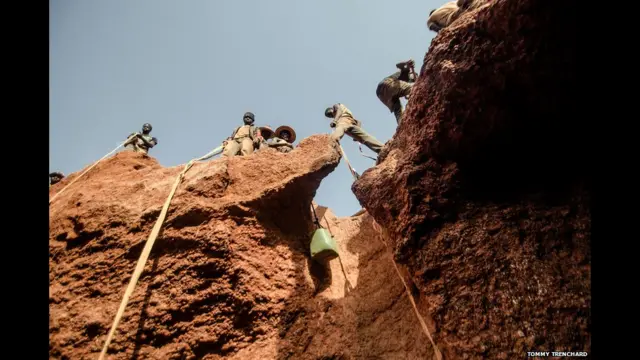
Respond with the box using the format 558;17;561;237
375;150;384;165
375;141;392;165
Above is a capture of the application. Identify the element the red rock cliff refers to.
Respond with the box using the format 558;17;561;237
50;135;438;359
353;0;588;359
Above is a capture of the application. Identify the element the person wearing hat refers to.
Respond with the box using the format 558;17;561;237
124;123;158;154
49;171;65;186
271;125;296;153
257;125;295;153
223;112;263;157
324;103;384;154
427;0;488;33
257;125;275;151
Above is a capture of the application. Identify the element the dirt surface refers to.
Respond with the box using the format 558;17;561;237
49;135;436;359
353;1;589;359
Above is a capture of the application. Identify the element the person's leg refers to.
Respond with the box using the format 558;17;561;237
397;80;414;99
391;80;414;124
258;141;269;151
241;138;254;156
391;99;404;124
347;126;384;153
377;81;396;114
223;140;241;157
330;123;348;141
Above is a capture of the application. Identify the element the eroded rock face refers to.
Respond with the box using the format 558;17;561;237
354;0;588;359
49;135;340;359
49;135;436;359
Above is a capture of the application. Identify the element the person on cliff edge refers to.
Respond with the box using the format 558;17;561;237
258;125;295;153
49;171;64;186
223;112;263;157
124;123;158;155
324;103;384;154
258;125;275;151
427;0;489;32
376;59;417;124
272;126;296;153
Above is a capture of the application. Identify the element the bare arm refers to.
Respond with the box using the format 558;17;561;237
123;133;138;146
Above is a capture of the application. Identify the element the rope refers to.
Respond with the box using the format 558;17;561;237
49;138;132;204
313;201;440;359
98;144;224;360
194;144;224;162
98;162;192;360
336;143;359;181
358;145;377;161
310;203;322;228
371;220;443;360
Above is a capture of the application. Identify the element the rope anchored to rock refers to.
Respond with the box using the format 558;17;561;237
336;143;360;181
98;144;224;360
49;137;133;204
358;145;377;161
311;203;322;228
371;220;443;360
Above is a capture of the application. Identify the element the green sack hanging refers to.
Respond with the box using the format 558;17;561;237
310;228;339;262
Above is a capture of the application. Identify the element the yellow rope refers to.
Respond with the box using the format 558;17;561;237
98;163;191;360
98;145;223;359
49;138;132;204
371;220;443;360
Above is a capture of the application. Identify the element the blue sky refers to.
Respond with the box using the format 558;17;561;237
50;0;439;217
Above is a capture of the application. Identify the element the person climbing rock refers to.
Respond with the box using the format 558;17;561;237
427;0;489;32
272;126;296;153
223;112;263;157
124;123;158;154
49;171;65;186
376;59;417;124
457;0;490;11
324;104;384;154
